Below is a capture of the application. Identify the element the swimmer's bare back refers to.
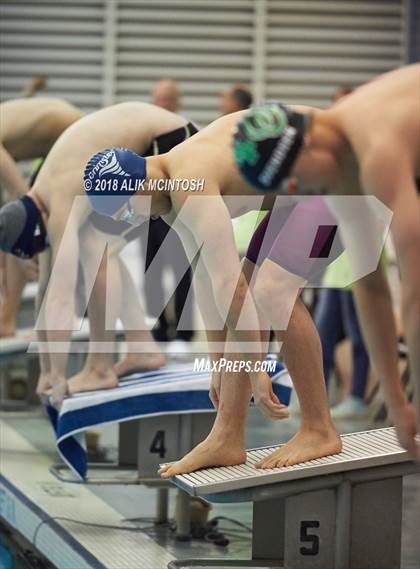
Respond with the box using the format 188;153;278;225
32;102;189;213
331;64;420;177
0;97;83;160
164;110;264;201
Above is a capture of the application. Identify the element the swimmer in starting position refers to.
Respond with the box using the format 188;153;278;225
233;63;420;458
0;102;198;402
0;97;83;337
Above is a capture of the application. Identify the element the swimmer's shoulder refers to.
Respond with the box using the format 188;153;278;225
100;101;188;136
0;97;83;130
175;110;246;147
207;110;248;132
1;97;75;112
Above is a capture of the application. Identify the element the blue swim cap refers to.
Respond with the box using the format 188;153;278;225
0;195;48;258
83;148;147;217
233;103;308;192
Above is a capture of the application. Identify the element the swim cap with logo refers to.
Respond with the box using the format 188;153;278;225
233;103;308;192
83;147;147;217
0;196;48;258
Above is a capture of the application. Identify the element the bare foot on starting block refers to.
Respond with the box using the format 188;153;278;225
51;377;69;406
42;375;69;406
159;435;247;478
66;366;118;395
255;427;342;469
114;352;166;378
36;371;53;397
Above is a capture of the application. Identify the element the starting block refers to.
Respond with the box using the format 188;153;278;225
49;363;292;541
0;284;42;408
168;427;419;569
0;334;40;409
0;329;90;409
119;413;215;478
118;412;214;535
0;322;128;409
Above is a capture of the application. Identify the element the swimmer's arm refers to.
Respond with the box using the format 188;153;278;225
35;250;53;383
326;194;404;406
21;75;47;97
163;208;229;410
363;158;420;423
161;210;228;362
40;197;86;402
0;251;6;301
185;256;228;362
169;194;264;381
0;144;29;197
388;187;420;378
353;267;404;406
184;250;228;378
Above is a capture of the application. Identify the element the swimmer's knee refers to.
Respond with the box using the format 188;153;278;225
254;269;278;310
254;262;301;310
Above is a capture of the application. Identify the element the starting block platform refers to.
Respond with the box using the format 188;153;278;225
47;362;291;481
47;362;292;540
0;321;127;409
169;427;420;569
0;329;87;410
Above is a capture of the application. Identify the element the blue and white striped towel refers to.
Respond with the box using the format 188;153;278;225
46;361;292;481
